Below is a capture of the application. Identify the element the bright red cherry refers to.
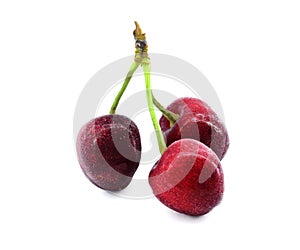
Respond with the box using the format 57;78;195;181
149;139;224;216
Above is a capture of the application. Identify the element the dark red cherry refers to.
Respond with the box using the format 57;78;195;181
76;115;141;191
159;97;229;160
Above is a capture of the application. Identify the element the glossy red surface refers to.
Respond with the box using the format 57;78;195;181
149;139;224;216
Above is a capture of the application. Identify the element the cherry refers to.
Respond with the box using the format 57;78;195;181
149;139;224;216
76;115;141;191
159;97;229;160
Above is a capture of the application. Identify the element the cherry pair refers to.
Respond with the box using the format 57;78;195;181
76;22;229;216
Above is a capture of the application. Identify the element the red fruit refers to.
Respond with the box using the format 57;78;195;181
149;139;224;216
159;97;229;160
76;115;141;191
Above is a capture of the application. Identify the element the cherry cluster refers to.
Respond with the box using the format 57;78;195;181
76;22;229;216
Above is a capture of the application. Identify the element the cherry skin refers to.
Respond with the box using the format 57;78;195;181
159;97;229;160
149;139;224;216
76;114;141;191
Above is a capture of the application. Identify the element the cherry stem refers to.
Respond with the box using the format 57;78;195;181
109;61;140;114
151;92;179;126
109;21;168;154
142;62;167;154
134;21;166;154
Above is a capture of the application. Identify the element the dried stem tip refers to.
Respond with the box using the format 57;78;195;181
133;21;146;40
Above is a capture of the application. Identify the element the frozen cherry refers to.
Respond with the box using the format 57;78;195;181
149;139;224;216
76;114;141;191
159;97;229;160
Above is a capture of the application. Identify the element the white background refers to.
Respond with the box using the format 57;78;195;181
1;1;300;249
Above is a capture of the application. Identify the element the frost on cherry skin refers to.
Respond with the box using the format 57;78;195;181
149;139;224;216
76;115;141;191
159;97;229;160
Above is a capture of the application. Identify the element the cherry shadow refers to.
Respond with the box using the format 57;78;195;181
166;209;208;223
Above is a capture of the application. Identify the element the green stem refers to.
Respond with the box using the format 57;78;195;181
152;92;179;126
109;61;140;114
142;63;167;154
